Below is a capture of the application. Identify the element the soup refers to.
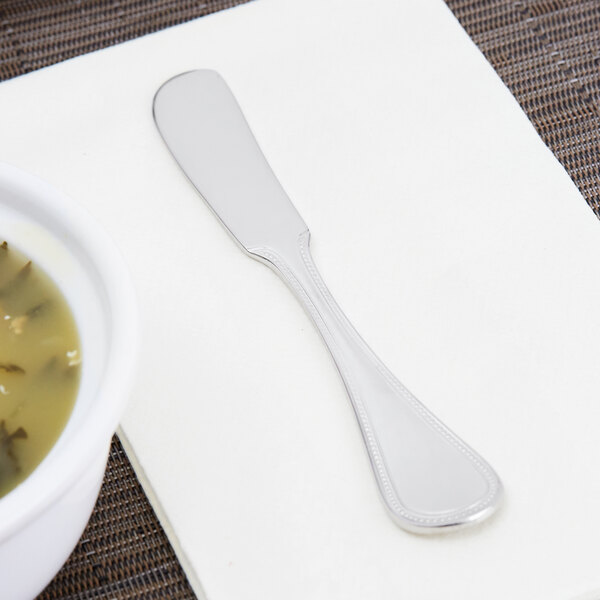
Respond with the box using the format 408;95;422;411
0;240;81;498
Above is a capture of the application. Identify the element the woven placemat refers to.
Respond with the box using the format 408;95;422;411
0;0;251;81
0;0;598;598
39;437;197;600
446;0;600;217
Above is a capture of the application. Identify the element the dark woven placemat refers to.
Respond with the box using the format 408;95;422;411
0;0;251;81
0;0;598;598
445;0;600;217
39;437;197;600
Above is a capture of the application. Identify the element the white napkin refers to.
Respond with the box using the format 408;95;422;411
1;0;600;598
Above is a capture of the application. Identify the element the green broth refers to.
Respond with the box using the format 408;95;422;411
0;240;81;498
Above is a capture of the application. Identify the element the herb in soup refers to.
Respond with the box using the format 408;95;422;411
0;241;81;498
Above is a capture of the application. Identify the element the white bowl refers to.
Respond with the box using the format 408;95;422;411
0;163;138;599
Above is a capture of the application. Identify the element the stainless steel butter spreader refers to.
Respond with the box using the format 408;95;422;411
153;70;502;533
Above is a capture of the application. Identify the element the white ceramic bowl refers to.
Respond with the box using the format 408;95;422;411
0;163;138;599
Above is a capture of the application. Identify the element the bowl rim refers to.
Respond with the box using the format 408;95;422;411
0;162;138;542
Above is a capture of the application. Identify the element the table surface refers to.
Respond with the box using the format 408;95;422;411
0;0;598;598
